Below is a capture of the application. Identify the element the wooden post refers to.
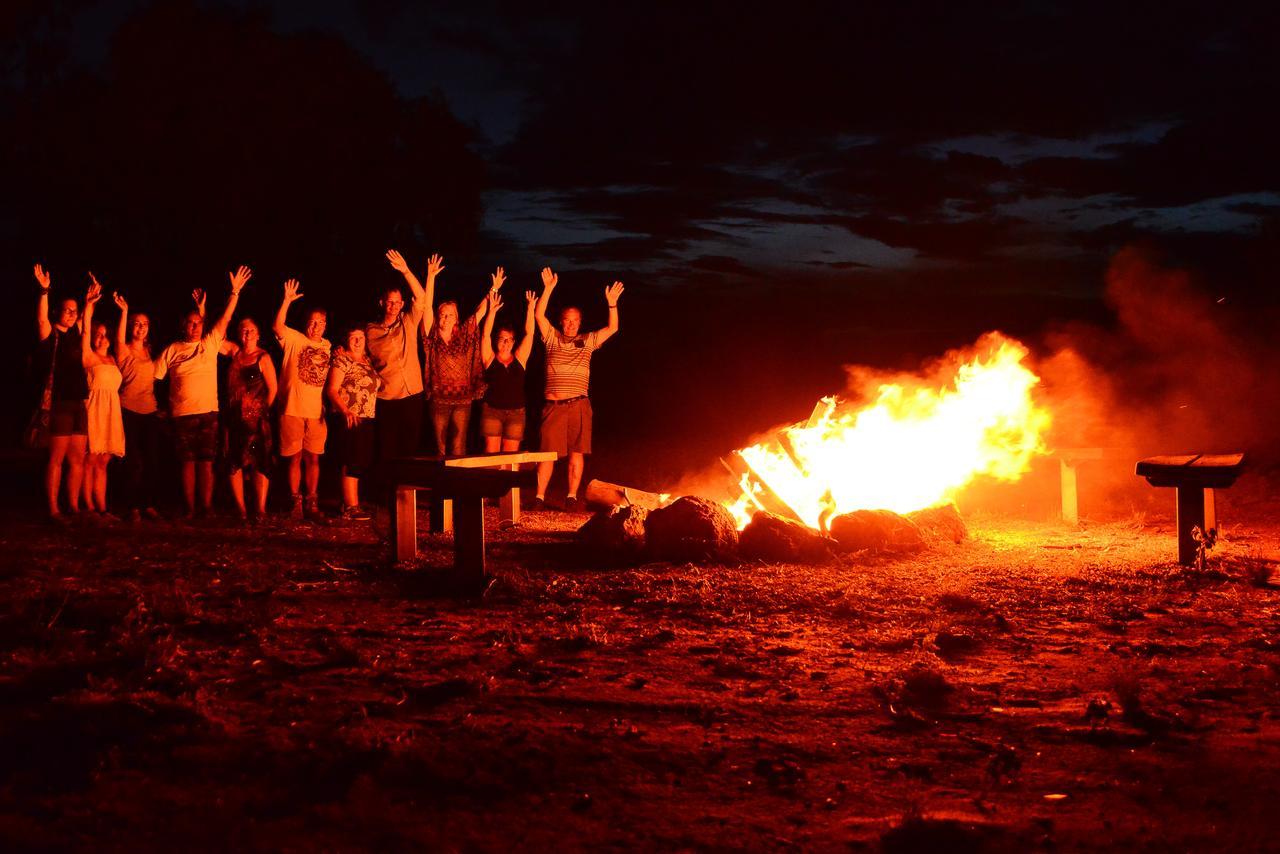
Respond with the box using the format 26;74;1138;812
499;463;520;524
1203;488;1216;535
1175;486;1207;566
453;496;485;583
394;487;417;562
1060;457;1079;525
429;497;453;533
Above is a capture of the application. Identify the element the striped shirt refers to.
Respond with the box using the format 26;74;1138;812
543;329;600;399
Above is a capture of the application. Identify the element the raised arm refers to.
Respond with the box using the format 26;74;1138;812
191;288;206;318
593;281;624;346
534;266;557;339
211;265;251;339
480;290;502;367
385;249;427;304
470;266;504;326
112;291;130;355
35;264;52;340
516;290;537;367
274;278;302;338
81;276;102;367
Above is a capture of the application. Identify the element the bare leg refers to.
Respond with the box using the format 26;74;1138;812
181;461;197;514
484;436;502;453
566;452;584;499
82;453;96;511
341;473;360;508
536;460;554;500
229;469;247;516
303;451;321;498
46;436;69;516
288;454;302;496
253;471;269;515
92;456;109;511
197;461;215;511
501;438;520;453
65;435;86;513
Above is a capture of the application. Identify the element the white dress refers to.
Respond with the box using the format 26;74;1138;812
86;361;125;456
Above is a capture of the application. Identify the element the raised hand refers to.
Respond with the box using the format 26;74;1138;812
490;266;506;294
85;276;103;306
283;278;303;303
604;281;625;306
112;291;128;311
540;267;558;290
34;264;51;290
488;290;504;314
228;265;252;295
191;288;207;314
426;253;445;278
525;289;537;307
386;249;410;274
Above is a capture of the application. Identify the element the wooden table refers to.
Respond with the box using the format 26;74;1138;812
386;451;558;576
1136;453;1245;565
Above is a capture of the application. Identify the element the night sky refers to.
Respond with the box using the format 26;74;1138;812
5;0;1279;479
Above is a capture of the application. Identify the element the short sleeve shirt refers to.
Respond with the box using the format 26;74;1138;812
117;350;158;415
277;327;332;419
155;329;225;416
366;297;425;400
542;329;600;399
331;350;382;419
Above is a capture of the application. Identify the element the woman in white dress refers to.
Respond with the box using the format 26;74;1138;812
80;276;125;519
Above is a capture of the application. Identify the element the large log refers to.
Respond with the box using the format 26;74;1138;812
646;496;739;562
584;479;671;511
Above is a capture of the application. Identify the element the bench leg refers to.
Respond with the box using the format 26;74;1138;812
499;463;520;525
1060;458;1079;525
394;487;417;562
453;496;485;583
1175;486;1208;566
429;497;454;533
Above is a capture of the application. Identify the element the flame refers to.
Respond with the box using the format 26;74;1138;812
725;333;1051;529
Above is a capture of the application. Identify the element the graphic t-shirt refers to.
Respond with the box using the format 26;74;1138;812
331;350;382;419
154;329;225;417
277;327;331;418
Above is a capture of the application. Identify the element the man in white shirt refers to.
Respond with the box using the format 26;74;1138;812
273;278;332;521
154;265;251;517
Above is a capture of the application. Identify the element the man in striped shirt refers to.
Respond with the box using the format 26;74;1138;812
533;266;624;511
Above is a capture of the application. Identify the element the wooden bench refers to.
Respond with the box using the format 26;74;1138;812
384;452;558;579
1136;453;1245;565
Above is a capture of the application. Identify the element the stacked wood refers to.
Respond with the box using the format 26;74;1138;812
645;496;739;562
577;505;649;557
906;504;968;544
828;509;925;553
739;510;836;564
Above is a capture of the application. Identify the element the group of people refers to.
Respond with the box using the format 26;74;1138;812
31;251;624;525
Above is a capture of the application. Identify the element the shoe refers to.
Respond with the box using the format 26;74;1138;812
49;512;72;528
289;494;304;521
304;497;324;522
531;496;546;511
563;496;579;513
342;504;371;522
127;508;143;523
98;512;121;525
143;507;162;521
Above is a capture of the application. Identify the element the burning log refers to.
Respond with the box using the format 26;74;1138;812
905;504;967;544
720;454;806;526
577;505;649;557
583;479;671;511
828;509;925;553
739;510;836;564
645;496;739;562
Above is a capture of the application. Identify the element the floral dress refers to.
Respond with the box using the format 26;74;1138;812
224;351;273;472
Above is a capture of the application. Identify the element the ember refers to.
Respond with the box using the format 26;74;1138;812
725;333;1051;529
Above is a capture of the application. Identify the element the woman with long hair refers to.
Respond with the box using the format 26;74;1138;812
111;290;162;521
222;317;277;522
478;288;537;452
80;276;125;520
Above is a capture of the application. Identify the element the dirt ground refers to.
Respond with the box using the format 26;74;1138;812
2;475;1279;851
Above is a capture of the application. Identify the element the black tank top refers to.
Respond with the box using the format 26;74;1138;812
483;358;526;409
39;327;89;403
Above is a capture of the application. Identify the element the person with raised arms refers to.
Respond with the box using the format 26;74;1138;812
153;265;250;519
79;275;125;521
532;267;624;511
423;267;496;456
273;278;331;522
478;286;537;452
369;250;440;462
33;263;88;523
111;290;162;522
